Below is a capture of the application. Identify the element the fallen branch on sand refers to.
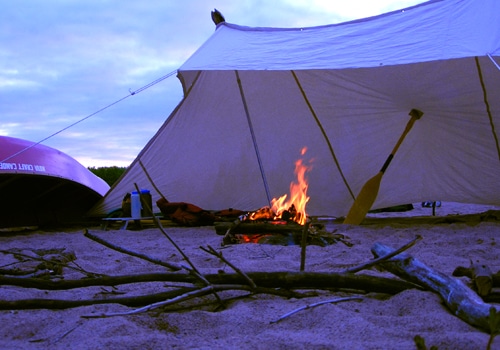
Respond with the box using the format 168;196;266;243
0;271;415;310
0;234;423;314
371;242;500;333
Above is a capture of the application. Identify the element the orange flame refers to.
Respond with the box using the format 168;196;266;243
271;147;312;225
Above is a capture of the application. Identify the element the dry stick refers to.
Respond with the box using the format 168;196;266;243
133;183;222;304
83;285;215;318
83;283;282;318
139;160;167;200
29;320;85;344
200;245;257;289
300;220;311;271
84;229;182;271
132;183;200;274
51;320;84;344
270;296;364;324
343;235;422;274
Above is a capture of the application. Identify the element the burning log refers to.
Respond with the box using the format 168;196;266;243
215;220;303;235
215;220;351;247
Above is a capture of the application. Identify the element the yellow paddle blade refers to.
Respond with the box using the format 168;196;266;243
343;172;383;225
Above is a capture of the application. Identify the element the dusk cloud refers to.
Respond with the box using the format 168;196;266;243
0;0;424;167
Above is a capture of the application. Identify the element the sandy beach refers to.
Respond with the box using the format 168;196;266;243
0;202;499;349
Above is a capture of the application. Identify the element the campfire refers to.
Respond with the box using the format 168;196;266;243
247;147;311;226
215;148;352;247
215;148;346;246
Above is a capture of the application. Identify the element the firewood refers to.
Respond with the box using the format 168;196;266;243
215;221;304;235
371;242;500;332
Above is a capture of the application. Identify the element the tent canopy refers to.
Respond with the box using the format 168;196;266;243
90;0;500;218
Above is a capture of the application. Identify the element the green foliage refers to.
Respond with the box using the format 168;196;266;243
414;335;438;350
88;166;127;187
487;307;500;350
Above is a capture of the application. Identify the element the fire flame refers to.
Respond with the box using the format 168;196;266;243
248;147;312;225
271;147;311;225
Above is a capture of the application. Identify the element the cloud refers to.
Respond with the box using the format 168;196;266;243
0;0;425;167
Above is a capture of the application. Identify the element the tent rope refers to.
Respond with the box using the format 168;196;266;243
487;53;500;71
235;70;272;206
291;70;355;201
1;69;178;163
475;56;500;161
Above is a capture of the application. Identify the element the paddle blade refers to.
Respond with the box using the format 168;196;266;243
343;172;383;225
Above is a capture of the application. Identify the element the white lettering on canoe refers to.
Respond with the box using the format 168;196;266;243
0;162;17;170
0;162;46;172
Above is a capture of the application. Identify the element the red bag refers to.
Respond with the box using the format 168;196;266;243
156;198;215;226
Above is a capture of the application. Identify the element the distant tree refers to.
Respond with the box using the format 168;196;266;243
88;166;127;187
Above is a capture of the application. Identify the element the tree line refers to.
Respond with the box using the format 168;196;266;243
88;166;127;187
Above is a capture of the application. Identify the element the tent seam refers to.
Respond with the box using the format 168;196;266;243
475;56;500;161
235;70;272;206
291;70;355;201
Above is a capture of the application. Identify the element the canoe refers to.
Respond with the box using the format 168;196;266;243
0;135;109;228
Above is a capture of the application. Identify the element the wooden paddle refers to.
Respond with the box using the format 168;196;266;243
343;108;424;225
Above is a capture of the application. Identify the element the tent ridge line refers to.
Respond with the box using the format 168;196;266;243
475;57;500;161
235;70;272;206
290;70;355;201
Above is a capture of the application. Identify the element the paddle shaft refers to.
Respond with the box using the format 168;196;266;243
380;109;423;174
343;108;423;225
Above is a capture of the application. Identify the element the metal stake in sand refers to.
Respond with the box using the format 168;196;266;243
344;108;423;225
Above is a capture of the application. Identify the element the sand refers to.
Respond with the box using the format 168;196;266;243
0;202;499;349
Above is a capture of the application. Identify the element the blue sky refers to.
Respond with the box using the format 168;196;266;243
1;0;425;167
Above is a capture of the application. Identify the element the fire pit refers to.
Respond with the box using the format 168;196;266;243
213;148;352;247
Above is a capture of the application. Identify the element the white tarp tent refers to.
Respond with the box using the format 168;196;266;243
90;0;500;218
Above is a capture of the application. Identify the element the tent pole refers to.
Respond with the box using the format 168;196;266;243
475;57;500;161
235;70;273;206
291;70;355;200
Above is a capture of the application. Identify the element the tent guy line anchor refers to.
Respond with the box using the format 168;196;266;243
343;108;424;225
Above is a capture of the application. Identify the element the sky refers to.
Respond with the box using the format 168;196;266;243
1;0;426;168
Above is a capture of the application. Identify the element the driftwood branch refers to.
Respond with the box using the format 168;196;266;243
371;242;500;332
344;235;422;274
0;271;416;310
0;271;416;292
